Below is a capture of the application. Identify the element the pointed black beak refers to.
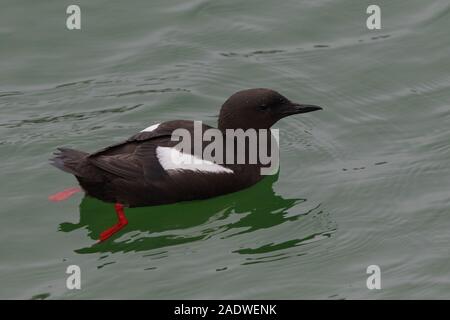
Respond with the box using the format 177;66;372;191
279;103;323;117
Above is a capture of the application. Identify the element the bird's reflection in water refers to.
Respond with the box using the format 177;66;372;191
60;173;327;254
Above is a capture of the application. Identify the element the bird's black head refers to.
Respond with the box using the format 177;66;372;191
218;88;322;130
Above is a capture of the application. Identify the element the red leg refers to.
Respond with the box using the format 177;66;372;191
48;187;81;201
99;203;128;242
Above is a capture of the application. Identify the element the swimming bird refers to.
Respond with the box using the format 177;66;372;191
50;88;322;241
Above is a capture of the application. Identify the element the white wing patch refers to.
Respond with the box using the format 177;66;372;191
156;146;234;174
141;123;160;132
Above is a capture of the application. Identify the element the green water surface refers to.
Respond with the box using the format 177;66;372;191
1;0;449;299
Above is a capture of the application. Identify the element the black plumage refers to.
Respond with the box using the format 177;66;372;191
51;88;322;241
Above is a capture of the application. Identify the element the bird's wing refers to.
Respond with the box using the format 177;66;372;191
87;120;214;182
88;120;192;158
88;153;145;180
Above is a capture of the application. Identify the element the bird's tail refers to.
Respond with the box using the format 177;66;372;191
50;147;89;176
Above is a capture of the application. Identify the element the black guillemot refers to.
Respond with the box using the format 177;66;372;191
50;88;322;241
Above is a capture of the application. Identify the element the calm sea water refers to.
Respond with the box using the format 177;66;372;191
1;0;449;299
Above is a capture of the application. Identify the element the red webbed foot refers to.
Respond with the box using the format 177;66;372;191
98;203;128;242
48;187;82;201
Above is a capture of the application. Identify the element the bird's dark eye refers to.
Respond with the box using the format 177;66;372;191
278;98;289;105
259;105;269;111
